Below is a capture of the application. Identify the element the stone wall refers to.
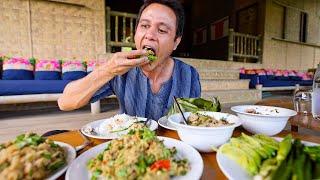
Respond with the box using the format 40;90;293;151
0;0;105;60
263;0;320;70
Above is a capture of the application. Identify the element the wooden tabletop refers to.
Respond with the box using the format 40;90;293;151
48;127;320;180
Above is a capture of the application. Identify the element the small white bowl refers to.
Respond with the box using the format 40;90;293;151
168;111;241;152
231;105;297;136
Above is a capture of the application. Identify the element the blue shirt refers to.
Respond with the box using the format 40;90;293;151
90;58;201;120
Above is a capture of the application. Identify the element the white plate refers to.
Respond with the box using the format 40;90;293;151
46;141;76;180
81;118;158;140
66;136;204;180
216;137;319;180
158;116;176;131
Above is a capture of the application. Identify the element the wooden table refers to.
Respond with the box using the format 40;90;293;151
48;127;320;180
255;98;320;132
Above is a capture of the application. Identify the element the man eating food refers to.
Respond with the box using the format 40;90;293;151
58;0;201;120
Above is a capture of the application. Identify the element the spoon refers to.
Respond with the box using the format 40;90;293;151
76;130;92;152
82;126;99;136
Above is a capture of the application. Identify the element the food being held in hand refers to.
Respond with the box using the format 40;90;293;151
143;46;157;62
187;112;234;127
87;128;189;180
0;133;66;179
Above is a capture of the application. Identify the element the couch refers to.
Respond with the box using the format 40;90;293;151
0;57;106;113
239;68;313;90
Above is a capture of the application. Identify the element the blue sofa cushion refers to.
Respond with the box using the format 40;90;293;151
275;76;290;80
240;74;313;88
260;80;295;87
2;69;33;80
0;80;71;95
289;76;302;81
266;75;276;80
34;71;61;80
35;71;61;80
297;80;313;86
62;71;86;80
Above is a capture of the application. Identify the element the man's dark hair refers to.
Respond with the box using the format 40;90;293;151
136;0;185;39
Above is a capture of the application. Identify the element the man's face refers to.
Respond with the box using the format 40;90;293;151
134;3;181;70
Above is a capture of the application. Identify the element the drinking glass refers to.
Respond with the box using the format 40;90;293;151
293;90;312;115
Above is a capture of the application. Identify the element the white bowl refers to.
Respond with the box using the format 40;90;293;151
168;111;241;152
231;105;297;136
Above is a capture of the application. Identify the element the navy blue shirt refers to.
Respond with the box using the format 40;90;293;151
91;58;201;120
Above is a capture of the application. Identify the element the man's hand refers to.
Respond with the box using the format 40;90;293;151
102;49;149;77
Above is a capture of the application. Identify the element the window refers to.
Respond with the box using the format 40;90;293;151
273;1;308;43
299;12;308;42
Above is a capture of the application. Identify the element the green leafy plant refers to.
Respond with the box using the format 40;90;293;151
29;57;36;66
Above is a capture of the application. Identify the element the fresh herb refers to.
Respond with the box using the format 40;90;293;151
48;160;65;171
29;57;36;66
50;142;59;148
162;148;171;159
117;168;127;177
104;143;111;151
91;169;102;180
42;152;52;159
167;97;221;116
140;128;155;141
28;169;33;177
0;162;9;172
87;159;94;168
97;153;103;161
146;49;157;62
136;155;147;175
128;129;135;135
0;144;4;151
304;146;320;163
145;154;156;165
14;134;45;148
147;54;157;62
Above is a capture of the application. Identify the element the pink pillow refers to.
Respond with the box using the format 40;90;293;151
34;59;61;80
288;70;296;76
282;70;289;77
265;69;274;75
2;57;34;80
62;60;86;73
239;67;245;74
87;60;97;73
3;57;34;71
245;69;256;75
256;69;266;75
62;60;87;80
274;70;283;76
35;59;61;71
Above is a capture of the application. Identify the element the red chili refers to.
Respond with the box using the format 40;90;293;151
150;159;170;171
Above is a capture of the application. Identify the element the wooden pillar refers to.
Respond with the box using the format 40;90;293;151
228;28;234;61
257;34;262;63
106;7;111;52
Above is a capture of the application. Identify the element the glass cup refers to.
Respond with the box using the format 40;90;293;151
293;90;312;115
